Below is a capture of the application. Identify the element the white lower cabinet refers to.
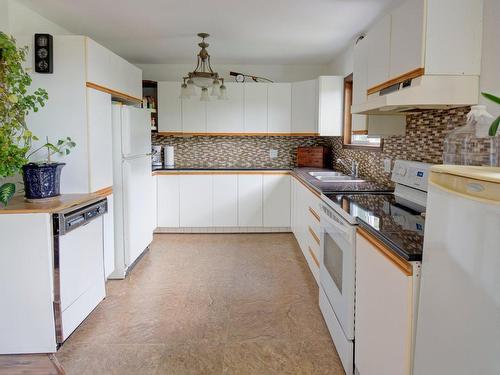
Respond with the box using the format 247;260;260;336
157;174;180;228
179;175;212;227
238;174;263;227
263;175;290;227
355;230;416;375
212;175;238;226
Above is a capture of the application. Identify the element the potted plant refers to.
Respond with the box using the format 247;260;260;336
0;32;74;206
481;92;500;136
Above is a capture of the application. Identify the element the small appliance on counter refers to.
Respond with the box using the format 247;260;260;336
152;145;162;166
164;145;175;168
297;146;330;168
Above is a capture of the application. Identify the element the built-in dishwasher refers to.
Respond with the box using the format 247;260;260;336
52;197;107;344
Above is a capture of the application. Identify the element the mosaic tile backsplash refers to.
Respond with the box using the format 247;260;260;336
152;107;470;185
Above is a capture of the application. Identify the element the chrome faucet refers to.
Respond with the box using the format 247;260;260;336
337;158;359;178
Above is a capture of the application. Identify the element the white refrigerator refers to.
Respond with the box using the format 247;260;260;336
413;165;500;375
109;104;154;279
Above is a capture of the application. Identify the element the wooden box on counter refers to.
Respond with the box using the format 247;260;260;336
297;146;331;168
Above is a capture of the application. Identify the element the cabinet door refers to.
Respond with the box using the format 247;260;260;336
179;175;212;227
157;175;180;227
212;175;238;226
268;83;291;134
291;80;318;134
390;0;425;79
317;76;344;136
352;38;368;130
355;233;413;375
87;88;113;192
158;82;182;132
103;194;115;278
263;175;291;227
244;83;268;133
238;174;263;226
182;88;206;133
206;82;244;133
366;14;391;90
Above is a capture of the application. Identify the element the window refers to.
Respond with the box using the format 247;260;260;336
342;74;382;150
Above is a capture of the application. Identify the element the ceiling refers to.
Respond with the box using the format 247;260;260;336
19;0;398;65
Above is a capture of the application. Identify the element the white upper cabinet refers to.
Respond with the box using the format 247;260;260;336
244;83;268;133
206;82;244;133
85;38;142;99
352;38;368;132
366;14;391;89
389;0;425;79
291;79;318;134
158;82;182;133
182;87;207;133
268;83;292;134
317;76;344;136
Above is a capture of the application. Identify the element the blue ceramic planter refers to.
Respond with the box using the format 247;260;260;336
22;163;65;200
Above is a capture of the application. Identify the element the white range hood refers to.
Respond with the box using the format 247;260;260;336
352;75;479;115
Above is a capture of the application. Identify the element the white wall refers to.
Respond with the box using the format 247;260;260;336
479;0;500;118
1;0;71;36
138;63;329;83
325;44;354;77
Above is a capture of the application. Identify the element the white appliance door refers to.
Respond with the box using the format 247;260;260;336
122;155;154;266
319;207;356;340
414;175;500;375
121;106;151;157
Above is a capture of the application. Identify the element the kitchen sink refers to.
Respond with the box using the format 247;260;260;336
308;171;345;177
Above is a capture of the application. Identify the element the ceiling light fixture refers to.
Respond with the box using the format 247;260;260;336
180;33;227;101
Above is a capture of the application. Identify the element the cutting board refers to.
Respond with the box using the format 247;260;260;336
297;146;331;168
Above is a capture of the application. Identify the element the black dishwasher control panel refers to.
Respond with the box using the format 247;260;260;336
53;198;108;236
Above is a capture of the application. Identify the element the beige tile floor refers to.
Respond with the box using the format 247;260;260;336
56;233;345;375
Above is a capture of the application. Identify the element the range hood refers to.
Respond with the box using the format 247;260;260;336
351;75;479;115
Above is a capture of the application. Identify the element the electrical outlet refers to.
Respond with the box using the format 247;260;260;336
383;158;392;173
269;149;278;159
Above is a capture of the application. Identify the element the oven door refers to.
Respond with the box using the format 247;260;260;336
319;205;356;340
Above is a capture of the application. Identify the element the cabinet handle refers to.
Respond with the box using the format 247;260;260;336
308;207;320;222
308;246;320;268
308;226;321;246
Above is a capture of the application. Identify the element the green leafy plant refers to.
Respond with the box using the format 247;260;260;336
0;32;74;207
481;92;500;137
28;136;76;164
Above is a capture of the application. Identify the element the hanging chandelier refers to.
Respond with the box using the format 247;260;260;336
180;33;227;101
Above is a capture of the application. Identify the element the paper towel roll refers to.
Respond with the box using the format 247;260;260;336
164;146;174;167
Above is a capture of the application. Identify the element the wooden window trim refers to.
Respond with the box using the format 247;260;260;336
342;74;382;152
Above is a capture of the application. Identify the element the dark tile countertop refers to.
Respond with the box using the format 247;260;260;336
323;193;425;261
292;167;393;194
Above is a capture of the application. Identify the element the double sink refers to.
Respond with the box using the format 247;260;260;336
308;171;365;183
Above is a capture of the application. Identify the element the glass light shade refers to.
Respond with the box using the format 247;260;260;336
210;82;221;96
191;75;215;89
200;87;210;101
186;79;195;96
180;83;190;99
218;85;228;100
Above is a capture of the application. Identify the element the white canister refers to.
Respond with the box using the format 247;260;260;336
164;146;175;167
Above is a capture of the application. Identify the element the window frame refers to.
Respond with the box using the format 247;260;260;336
342;73;383;152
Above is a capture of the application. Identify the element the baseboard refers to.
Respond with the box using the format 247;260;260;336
154;227;292;234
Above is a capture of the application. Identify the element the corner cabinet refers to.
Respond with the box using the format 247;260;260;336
157;77;343;136
355;228;420;375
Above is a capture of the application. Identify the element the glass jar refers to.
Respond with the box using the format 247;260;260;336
443;106;499;166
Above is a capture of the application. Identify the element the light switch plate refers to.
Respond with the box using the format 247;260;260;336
383;158;392;173
269;149;278;159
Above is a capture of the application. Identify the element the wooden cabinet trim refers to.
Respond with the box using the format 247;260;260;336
93;186;113;197
86;82;142;104
366;67;425;96
308;206;320;222
357;227;413;276
308;246;320;268
153;171;290;176
157;132;319;137
308;225;321;246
